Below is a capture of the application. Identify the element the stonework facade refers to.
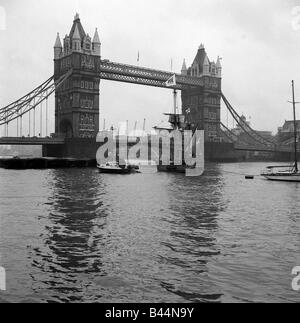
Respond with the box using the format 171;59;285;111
54;14;101;138
181;45;222;142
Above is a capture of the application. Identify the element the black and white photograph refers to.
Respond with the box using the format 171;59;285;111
0;0;300;307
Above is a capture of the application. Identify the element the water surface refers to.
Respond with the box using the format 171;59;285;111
0;163;299;303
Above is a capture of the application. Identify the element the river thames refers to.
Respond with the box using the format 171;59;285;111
0;163;299;303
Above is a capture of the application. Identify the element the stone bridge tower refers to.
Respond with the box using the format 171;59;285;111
181;44;222;143
53;14;101;139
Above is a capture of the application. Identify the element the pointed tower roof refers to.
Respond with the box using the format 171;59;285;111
203;54;210;66
73;24;81;40
69;13;86;41
216;56;222;68
93;28;101;44
54;33;62;48
193;44;207;67
181;59;188;75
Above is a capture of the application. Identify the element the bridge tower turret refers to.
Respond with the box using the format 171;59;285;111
216;56;222;78
54;33;62;59
181;59;188;75
92;28;101;57
203;54;210;76
53;14;101;140
72;24;82;53
181;44;222;143
63;35;71;55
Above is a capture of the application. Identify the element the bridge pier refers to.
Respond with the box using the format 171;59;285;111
43;138;100;159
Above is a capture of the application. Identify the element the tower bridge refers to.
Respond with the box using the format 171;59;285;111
0;14;297;161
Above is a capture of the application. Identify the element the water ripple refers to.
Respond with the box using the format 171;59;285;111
0;163;300;302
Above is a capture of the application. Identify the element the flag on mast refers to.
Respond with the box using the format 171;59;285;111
165;74;176;87
137;51;140;63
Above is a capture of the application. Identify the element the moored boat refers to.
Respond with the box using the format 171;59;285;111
154;84;198;174
262;81;300;182
97;162;139;174
261;166;300;182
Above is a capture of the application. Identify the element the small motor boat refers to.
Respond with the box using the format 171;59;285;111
97;162;139;174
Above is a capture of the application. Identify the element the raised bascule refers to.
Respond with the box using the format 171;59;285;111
0;14;297;162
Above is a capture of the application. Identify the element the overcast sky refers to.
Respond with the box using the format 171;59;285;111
0;0;300;135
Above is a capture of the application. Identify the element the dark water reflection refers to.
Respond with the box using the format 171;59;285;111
0;163;300;303
157;170;225;302
30;170;110;302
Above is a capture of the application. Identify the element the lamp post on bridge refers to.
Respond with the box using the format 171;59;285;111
46;97;48;137
40;102;43;137
20;107;23;137
33;98;36;137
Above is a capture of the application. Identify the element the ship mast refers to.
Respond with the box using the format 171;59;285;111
292;80;298;172
173;89;177;115
173;89;178;129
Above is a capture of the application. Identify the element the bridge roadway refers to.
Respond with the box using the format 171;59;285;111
0;137;65;145
99;60;205;90
0;136;297;155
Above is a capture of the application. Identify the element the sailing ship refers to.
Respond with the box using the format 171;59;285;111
154;84;196;173
261;80;300;182
155;111;189;173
